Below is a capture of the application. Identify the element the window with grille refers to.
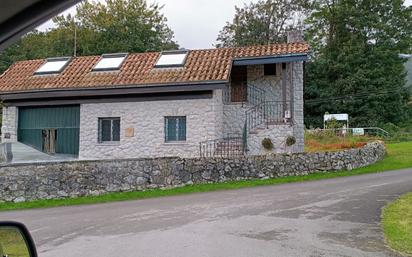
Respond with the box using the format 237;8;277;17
165;116;186;142
98;117;120;143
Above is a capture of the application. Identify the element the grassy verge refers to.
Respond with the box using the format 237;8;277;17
0;228;30;257
0;141;411;211
382;192;412;256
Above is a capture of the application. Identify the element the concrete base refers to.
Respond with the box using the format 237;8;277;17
9;142;76;163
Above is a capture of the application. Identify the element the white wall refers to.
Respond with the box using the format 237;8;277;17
1;106;18;143
291;61;305;153
79;93;222;159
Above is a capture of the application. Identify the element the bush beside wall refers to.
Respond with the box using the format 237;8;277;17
0;141;386;203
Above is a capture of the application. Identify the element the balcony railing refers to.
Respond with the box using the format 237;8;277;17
245;101;292;132
223;84;266;106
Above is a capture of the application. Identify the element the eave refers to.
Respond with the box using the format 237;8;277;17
233;53;308;66
0;80;228;104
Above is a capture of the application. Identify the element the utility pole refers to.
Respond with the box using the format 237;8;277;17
73;17;77;57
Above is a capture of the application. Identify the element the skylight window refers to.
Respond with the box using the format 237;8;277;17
155;50;188;68
93;53;127;71
34;57;71;75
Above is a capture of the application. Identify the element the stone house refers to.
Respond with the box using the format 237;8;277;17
0;40;309;160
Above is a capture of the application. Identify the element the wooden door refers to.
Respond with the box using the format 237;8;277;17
230;66;247;102
42;129;57;154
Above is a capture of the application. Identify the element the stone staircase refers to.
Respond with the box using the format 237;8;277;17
200;84;292;157
245;101;292;133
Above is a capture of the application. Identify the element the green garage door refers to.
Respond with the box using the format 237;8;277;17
18;105;80;155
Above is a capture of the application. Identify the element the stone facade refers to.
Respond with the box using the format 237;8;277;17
0;141;386;202
292;61;305;153
222;62;304;154
222;104;249;136
1;62;305;159
248;63;283;101
79;92;222;159
247;125;295;155
1;106;18;142
222;64;283;136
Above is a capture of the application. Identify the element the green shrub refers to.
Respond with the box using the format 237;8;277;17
381;122;400;134
262;138;274;150
286;136;296;146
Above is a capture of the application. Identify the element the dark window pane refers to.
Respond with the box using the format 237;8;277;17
166;117;177;141
264;64;277;76
178;117;186;141
112;119;120;141
101;119;112;142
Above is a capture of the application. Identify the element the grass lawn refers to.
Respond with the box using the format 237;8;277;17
382;192;412;256
0;228;30;257
0;141;411;211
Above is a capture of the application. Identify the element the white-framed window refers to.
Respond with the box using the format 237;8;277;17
93;53;127;71
164;116;186;142
155;50;188;68
34;57;71;75
98;117;120;143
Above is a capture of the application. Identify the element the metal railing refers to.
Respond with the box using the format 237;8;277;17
199;135;244;158
201;84;293;157
307;127;390;138
245;101;292;132
223;84;266;106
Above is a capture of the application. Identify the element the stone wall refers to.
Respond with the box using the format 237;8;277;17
79;92;221;159
0;141;386;203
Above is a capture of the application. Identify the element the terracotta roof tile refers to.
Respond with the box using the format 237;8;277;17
0;42;309;93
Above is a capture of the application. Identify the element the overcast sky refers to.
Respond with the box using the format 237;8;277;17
39;0;412;50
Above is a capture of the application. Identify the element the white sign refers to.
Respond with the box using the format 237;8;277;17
353;128;365;136
324;114;349;121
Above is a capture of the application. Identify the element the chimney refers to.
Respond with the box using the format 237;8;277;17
287;30;304;43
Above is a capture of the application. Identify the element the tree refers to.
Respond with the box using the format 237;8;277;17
54;0;178;55
216;0;309;47
304;0;412;127
0;0;178;74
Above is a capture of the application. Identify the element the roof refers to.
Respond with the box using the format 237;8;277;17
0;42;309;93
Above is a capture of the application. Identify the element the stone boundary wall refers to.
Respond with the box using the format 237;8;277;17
0;141;386;203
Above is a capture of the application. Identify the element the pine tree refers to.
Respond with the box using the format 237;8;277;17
305;0;412;127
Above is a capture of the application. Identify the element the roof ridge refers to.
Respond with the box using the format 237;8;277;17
7;42;309;63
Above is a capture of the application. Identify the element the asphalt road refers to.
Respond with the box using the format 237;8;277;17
2;168;412;257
